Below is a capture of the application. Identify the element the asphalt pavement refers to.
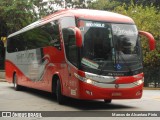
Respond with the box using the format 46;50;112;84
0;81;160;120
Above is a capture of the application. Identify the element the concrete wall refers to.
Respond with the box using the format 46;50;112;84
0;71;5;81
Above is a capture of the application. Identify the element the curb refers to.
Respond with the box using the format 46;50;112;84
144;87;160;90
0;71;5;82
0;79;6;82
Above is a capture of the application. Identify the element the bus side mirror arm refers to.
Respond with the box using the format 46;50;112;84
139;31;156;51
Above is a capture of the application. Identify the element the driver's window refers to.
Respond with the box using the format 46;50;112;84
68;36;78;66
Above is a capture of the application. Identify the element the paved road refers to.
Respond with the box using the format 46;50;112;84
0;82;160;120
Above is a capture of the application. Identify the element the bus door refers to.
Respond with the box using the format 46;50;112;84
60;17;79;96
62;27;79;97
66;35;79;97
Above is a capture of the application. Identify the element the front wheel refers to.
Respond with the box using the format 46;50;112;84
56;79;66;104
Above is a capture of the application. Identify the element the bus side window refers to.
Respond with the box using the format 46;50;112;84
7;35;26;53
7;38;14;53
41;20;61;50
0;39;4;58
16;35;26;51
25;28;48;50
22;20;61;50
62;28;78;67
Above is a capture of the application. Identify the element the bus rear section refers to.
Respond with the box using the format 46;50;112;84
5;9;155;104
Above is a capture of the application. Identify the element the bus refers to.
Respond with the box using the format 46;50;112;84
6;9;155;104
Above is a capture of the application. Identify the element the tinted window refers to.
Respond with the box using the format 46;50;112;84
61;17;78;66
7;35;26;52
25;27;50;49
42;21;61;49
68;36;78;66
7;20;61;53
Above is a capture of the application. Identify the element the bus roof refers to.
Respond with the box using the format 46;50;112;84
8;9;134;38
42;9;134;23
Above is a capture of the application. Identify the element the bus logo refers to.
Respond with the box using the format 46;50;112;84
115;84;119;89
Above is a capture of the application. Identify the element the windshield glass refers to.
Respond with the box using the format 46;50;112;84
112;24;142;71
79;20;143;76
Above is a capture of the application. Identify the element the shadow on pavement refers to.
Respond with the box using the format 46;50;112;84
8;86;136;111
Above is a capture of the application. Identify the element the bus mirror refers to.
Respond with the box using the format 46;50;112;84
74;27;82;47
66;27;82;47
139;31;156;51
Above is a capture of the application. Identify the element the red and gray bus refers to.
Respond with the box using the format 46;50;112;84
6;9;155;104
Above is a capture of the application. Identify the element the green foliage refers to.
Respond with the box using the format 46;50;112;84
65;0;86;8
114;3;160;40
88;0;120;10
144;66;160;87
0;0;55;34
0;0;32;33
113;0;160;9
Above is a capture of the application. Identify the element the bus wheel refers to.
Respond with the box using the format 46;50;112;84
13;74;21;91
56;79;66;105
104;99;112;104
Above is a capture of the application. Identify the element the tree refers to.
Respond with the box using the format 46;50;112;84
113;0;160;9
88;0;120;10
64;0;87;8
114;4;160;40
0;0;32;33
0;0;57;34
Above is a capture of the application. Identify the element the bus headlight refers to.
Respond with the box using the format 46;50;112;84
86;79;96;84
133;78;144;86
74;73;96;85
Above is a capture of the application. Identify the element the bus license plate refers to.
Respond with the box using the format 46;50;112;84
112;92;122;96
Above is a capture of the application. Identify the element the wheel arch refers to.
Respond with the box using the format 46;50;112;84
12;71;16;83
51;73;63;94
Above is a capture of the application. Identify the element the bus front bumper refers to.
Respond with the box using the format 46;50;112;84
78;81;143;100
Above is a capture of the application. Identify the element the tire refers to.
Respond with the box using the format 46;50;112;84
13;74;21;91
56;79;66;105
104;99;112;104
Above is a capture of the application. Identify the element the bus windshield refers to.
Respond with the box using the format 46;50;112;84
79;20;143;76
